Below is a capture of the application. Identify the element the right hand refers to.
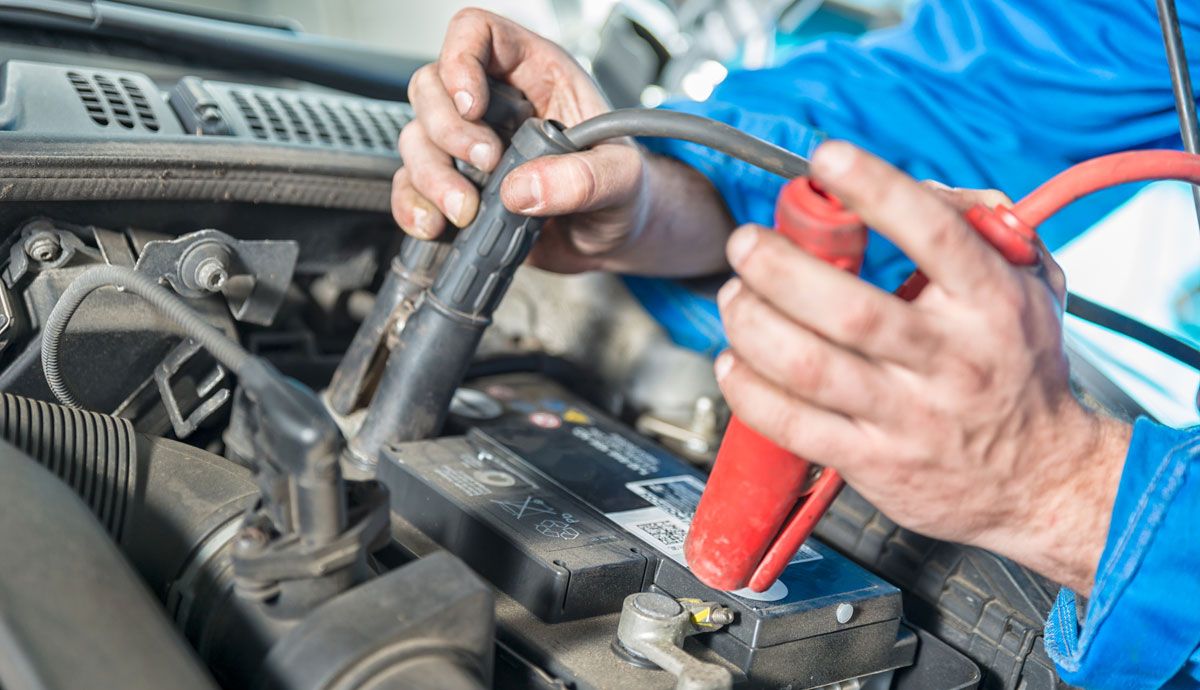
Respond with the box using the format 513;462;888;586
392;8;648;273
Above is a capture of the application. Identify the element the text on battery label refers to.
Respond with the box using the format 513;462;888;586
625;475;706;521
636;519;688;547
434;465;492;497
571;426;660;477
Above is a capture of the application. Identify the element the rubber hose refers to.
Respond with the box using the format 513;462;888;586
0;391;138;538
41;265;251;409
563;109;811;179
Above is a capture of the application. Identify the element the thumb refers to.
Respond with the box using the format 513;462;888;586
499;144;643;217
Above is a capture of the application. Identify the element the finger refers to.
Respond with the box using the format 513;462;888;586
408;63;502;172
718;278;895;421
921;181;1013;212
813;141;1011;297
437;8;531;120
398;120;480;228
391;167;445;239
526;223;604;274
726;226;940;368
499;144;643;217
714;351;873;470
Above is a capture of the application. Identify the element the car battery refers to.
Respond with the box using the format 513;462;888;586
379;372;909;687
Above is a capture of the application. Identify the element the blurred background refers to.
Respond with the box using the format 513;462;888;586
161;0;912;106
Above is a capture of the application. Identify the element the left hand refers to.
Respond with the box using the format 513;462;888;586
714;141;1131;595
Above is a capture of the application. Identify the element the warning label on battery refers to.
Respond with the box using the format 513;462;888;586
607;474;822;571
625;475;705;521
570;426;661;477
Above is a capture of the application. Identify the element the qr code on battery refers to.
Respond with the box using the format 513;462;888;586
636;520;687;547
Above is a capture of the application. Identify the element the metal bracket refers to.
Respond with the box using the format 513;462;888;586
135;228;298;326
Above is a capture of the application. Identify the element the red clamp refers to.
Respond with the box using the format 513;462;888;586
685;186;1040;594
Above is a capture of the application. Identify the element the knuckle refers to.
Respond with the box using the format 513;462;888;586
784;342;828;394
837;299;885;344
407;64;431;104
450;6;487;25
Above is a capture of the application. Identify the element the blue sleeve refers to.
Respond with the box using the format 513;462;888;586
634;0;1200;353
1044;418;1200;689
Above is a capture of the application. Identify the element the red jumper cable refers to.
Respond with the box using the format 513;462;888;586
685;149;1200;593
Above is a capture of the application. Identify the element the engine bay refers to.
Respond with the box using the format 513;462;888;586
0;10;1152;690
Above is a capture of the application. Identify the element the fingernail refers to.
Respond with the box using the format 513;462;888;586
812;141;856;179
714;351;734;382
453;90;474;117
468;142;494;170
411;204;435;238
506;173;543;212
443;190;466;225
726;228;758;268
717;278;742;309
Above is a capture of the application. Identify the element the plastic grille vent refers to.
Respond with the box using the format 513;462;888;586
231;90;268;139
253;93;290;141
299;100;334;145
67;72;162;132
319;101;356;147
93;74;134;128
222;85;408;151
119;78;159;132
341;105;377;149
277;98;311;143
67;71;108;126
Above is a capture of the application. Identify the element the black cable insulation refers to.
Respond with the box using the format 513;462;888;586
563;109;811;179
1154;0;1200;231
1066;292;1200;371
41;265;251;409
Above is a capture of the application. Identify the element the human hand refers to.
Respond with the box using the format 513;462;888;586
391;8;647;273
714;141;1131;594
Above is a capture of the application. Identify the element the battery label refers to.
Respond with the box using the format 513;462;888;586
625;475;706;521
606;475;821;571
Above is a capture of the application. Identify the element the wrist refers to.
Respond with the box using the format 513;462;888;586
979;405;1131;595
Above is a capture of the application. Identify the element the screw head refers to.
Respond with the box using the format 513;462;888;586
195;256;229;292
235;526;268;553
24;233;61;263
835;603;855;624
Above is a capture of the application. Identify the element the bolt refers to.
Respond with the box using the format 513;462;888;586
835;603;855;624
235;526;268;553
24;232;61;263
194;256;229;292
708;606;736;626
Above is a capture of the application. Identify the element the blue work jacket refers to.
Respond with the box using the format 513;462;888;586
635;1;1200;686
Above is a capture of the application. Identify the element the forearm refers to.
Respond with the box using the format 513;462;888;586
594;155;735;277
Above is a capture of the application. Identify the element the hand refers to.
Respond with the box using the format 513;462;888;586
714;141;1132;595
392;9;735;276
392;8;643;273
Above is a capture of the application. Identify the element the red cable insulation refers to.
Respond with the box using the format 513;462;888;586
1014;149;1200;226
